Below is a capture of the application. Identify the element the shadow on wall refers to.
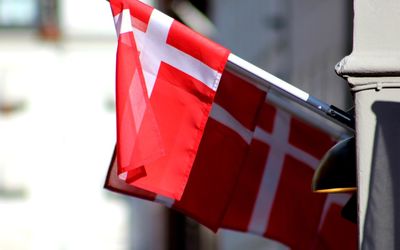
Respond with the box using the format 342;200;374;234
363;101;400;249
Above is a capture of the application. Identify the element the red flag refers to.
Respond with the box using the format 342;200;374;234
110;0;230;200
221;101;357;249
105;69;357;247
105;69;266;231
314;194;358;250
105;0;357;248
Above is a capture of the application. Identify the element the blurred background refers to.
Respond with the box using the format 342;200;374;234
0;0;352;249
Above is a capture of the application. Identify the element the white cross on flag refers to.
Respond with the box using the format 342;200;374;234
111;0;230;200
106;0;357;248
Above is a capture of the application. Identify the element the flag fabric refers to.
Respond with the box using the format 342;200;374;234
111;0;230;200
105;69;357;248
220;103;358;250
107;68;267;231
106;0;357;248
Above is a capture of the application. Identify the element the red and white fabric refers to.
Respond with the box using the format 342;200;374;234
106;69;267;231
105;67;357;248
110;0;230;200
106;0;357;248
220;100;357;249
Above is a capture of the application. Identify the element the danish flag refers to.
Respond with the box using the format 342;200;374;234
106;0;357;248
105;68;356;249
111;0;230;200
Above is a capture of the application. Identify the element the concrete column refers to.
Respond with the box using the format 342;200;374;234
335;0;400;249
